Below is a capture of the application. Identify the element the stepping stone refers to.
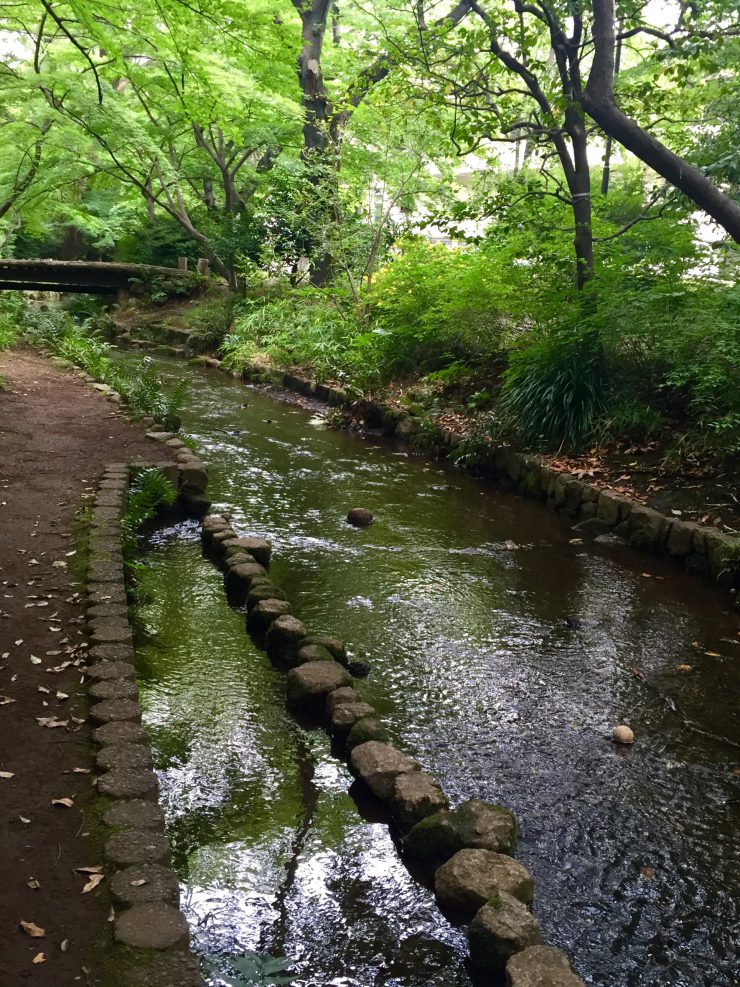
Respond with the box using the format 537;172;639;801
506;946;586;986
391;772;448;830
221;535;271;565
105;829;170;866
265;615;307;662
90;698;141;724
350;741;421;800
330;702;376;738
286;661;352;708
96;744;153;772
435;849;534;918
86;661;136;681
301;633;347;665
94;720;147;746
346;717;388;752
103;799;165;831
90;679;139;701
404;799;518;862
247;598;291;634
468;892;543;971
326;687;362;714
97;768;159;799
114;902;188;949
111;864;180;905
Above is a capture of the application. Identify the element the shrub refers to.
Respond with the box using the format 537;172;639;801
186;295;237;354
121;467;177;554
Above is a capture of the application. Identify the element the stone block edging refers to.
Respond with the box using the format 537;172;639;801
85;466;203;986
199;510;586;984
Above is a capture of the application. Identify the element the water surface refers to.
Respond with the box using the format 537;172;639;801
129;354;740;987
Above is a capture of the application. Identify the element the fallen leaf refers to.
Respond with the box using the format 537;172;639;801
20;920;45;937
32;952;46;964
82;873;105;893
676;664;693;673
129;879;147;887
27;878;40;889
51;797;74;808
19;815;31;824
75;865;103;874
55;691;69;701
36;717;68;729
60;939;69;952
0;770;15;779
30;655;42;665
704;651;721;658
0;696;16;705
71;767;91;774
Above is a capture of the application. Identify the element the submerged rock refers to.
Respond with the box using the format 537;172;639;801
348;659;371;678
286;660;352;708
468;893;543;971
506;945;586;986
294;643;334;665
404;799;517;862
347;508;373;527
435;849;534;918
350;741;421;800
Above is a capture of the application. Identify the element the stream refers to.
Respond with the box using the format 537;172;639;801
122;353;740;987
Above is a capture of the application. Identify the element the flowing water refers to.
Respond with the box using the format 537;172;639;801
123;353;740;987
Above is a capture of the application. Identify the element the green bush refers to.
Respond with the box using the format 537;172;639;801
121;467;177;554
186;295;237;354
221;290;358;382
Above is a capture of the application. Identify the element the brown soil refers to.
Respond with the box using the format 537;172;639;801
0;348;173;986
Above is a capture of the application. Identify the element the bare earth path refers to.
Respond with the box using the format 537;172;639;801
0;349;172;986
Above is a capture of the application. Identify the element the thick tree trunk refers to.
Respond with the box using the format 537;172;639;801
585;0;740;241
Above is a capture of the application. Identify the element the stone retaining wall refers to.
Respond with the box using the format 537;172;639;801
145;490;587;986
85;465;203;987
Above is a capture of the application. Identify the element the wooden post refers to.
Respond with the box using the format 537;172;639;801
177;256;189;271
196;258;210;276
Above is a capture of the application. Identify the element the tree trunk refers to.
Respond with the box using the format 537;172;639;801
562;108;594;289
585;0;740;241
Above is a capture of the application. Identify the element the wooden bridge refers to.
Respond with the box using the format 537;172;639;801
0;259;195;294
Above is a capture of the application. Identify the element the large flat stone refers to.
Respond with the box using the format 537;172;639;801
96;743;153;772
94;720;147;746
506;945;586;986
87;660;136;681
435;849;534;918
97;767;159;799
114;902;188;950
90;679;139;701
105;829;170;866
346;717;388;752
87;584;127;607
90;697;141;724
247;598;291;634
330;702;376;737
225;562;267;593
221;535;271;565
90;621;133;646
350;741;421;801
468;893;543;971
103;799;165;831
286;661;352;708
111;864;180;906
326;687;362;715
88;642;134;663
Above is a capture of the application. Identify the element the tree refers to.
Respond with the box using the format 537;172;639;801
582;0;740;242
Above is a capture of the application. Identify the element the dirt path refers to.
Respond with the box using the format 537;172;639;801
0;348;173;986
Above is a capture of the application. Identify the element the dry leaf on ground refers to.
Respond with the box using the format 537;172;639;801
51;797;74;808
20;921;45;937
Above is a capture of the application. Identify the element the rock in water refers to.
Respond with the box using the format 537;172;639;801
612;724;635;744
506;946;586;986
468;893;543;971
435;849;533;918
347;508;373;527
404;799;517;862
349;741;421;800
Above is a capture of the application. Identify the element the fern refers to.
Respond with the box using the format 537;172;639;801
121;468;177;554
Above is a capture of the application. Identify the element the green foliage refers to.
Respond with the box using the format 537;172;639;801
121;467;177;554
202;952;292;987
113;358;188;430
500;328;606;449
221;291;359;382
186;295;237;353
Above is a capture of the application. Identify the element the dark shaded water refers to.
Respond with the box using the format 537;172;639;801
126;354;740;987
